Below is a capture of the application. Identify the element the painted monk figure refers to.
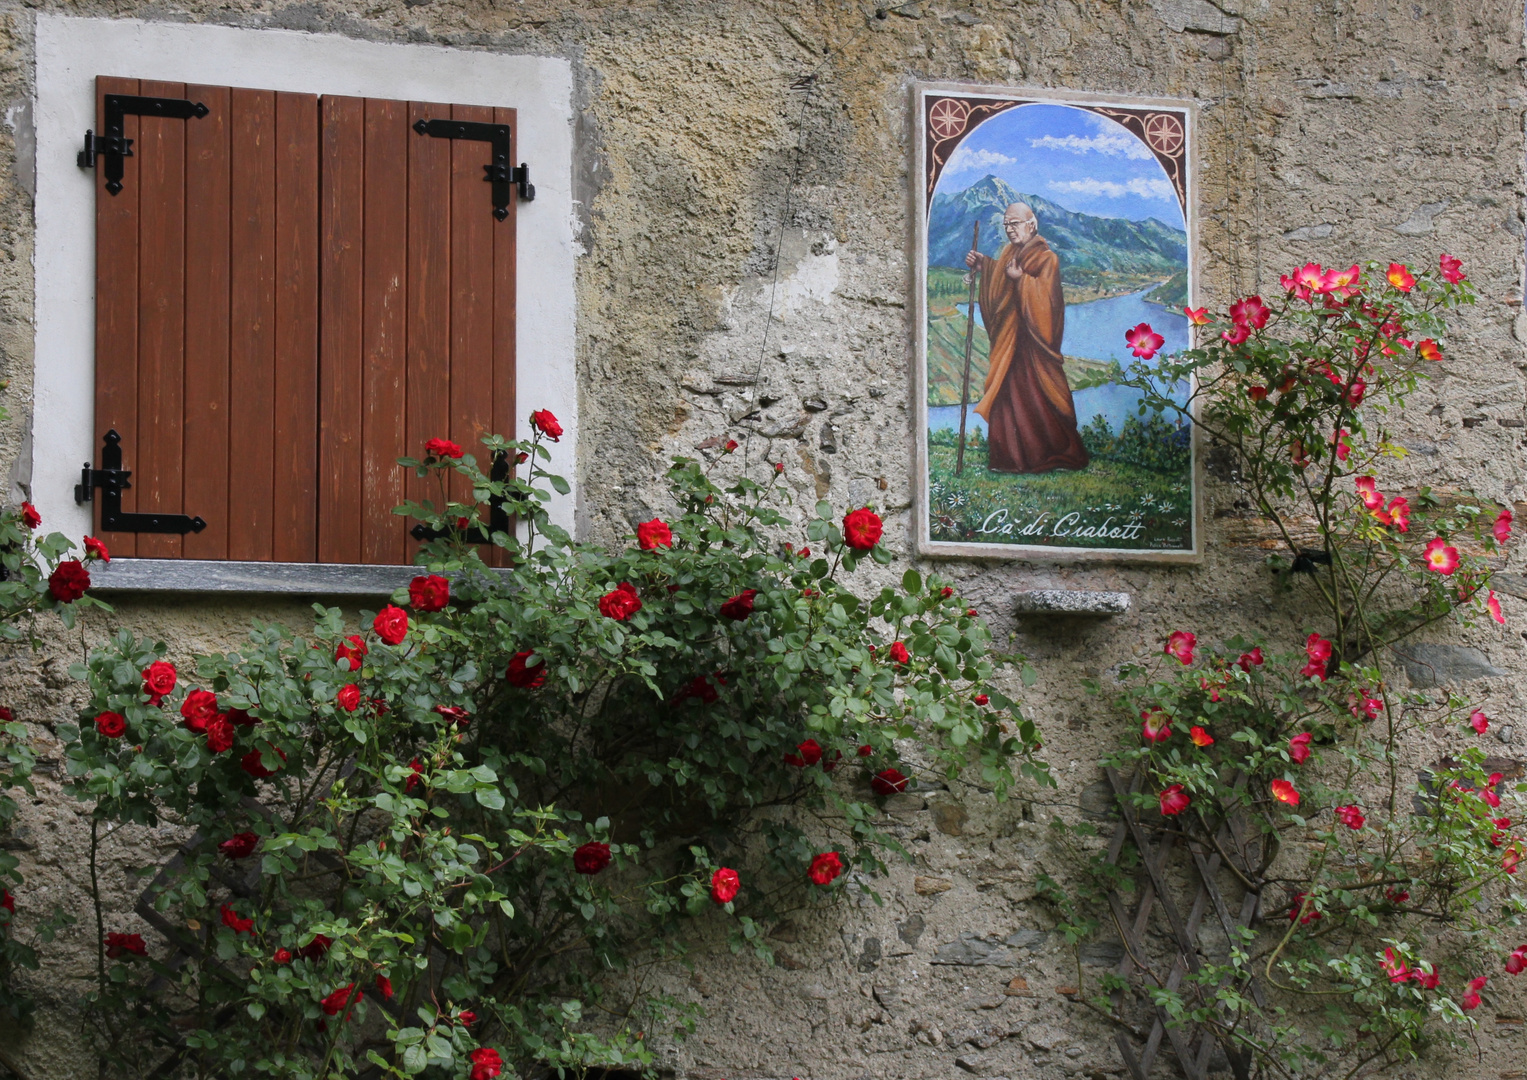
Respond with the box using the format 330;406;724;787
964;203;1089;473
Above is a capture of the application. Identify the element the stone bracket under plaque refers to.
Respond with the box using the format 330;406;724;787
1013;589;1130;617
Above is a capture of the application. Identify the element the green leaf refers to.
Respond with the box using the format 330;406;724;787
902;569;922;595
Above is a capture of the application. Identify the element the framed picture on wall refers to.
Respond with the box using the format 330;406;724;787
912;84;1201;562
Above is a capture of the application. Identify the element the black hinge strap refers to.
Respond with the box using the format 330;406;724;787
78;94;210;196
410;451;515;545
75;430;207;535
411;118;534;219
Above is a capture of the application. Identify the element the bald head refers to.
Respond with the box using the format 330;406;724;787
1003;202;1037;245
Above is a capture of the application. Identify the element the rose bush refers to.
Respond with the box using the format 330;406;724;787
59;419;1044;1077
1050;258;1527;1076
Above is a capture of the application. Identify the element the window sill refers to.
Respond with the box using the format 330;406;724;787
90;559;426;596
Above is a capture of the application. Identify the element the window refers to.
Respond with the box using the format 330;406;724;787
32;17;576;587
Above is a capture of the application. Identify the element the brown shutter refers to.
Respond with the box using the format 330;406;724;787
94;82;515;564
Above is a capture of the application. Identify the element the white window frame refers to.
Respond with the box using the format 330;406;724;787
30;15;577;592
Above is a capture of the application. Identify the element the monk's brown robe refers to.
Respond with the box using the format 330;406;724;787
972;235;1089;474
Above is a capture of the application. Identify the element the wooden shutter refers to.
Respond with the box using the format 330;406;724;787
91;81;517;564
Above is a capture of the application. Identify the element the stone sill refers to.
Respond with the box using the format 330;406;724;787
1013;589;1131;616
88;559;424;596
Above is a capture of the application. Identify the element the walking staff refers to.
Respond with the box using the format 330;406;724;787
955;220;981;477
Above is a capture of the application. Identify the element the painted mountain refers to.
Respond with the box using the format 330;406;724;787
928;175;1186;287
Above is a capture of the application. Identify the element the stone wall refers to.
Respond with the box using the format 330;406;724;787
0;1;1524;1077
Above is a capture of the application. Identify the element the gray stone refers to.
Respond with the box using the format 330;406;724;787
1147;0;1242;35
855;936;882;972
1283;222;1334;241
1492;573;1527;601
1078;779;1120;820
1002;928;1049;951
955;1053;986;1074
1026;1025;1067;1051
931;932;1017;967
1499;725;1515;745
1079;941;1126;966
1012;590;1131;616
897;913;926;946
1393;200;1451;236
90;558;447;595
1392;643;1506;687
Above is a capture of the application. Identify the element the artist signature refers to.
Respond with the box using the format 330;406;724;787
975;509;1148;542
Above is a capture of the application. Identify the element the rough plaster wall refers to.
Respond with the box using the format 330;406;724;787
0;1;1522;1078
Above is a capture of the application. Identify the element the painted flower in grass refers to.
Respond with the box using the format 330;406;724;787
95;711;126;738
1462;975;1487;1010
530;409;562;441
408;574;450;612
424;437;463;459
373;605;409;645
710;867;740;905
842;507;883;550
1229;296;1270;329
220;904;254;934
1288;732;1313;765
105;933;147;959
1386;262;1416;292
1236;647;1264;672
219;832;259;859
784;739;823;767
1301;633;1332;681
1334;805;1365;830
1189;726;1213;748
598;582;642;621
1495;509;1513;545
1183;306;1209;325
1506;946;1527;975
335;635;367;672
1159;784;1190;816
1417;338;1442;362
1140;709;1172;744
1488;590;1505;625
1471;709;1490;735
573;841;611;875
1271;779;1300;806
636;518;673;550
506;651;547;689
720;589;758;620
469;1047;504;1080
808;851;843;885
1124;322;1165;360
872;768;909;795
1164;631;1196;665
1423;537;1459;575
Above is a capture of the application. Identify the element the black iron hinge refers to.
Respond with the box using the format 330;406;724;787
78;94;210;196
411;117;533;219
410;451;514;544
75;430;207;535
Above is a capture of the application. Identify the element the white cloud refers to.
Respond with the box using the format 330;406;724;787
1047;177;1175;201
1029;130;1154;161
944;147;1016;175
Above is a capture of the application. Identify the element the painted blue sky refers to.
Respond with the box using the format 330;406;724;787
939;104;1185;229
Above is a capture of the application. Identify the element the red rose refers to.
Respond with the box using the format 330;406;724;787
84;536;110;562
404;758;424;793
206;714;236;754
375;974;394;999
598;583;642;621
336;684;361;712
218;832;259;859
142;661;177;704
272;948;292;964
19;502;39;529
710;867;740;904
180;689;219;733
808;851;843;886
373;605;409;645
573;841;612;875
872;768;909;795
95;711;126;739
530;409;563;441
842;507;883;550
408;574;450;612
457;1010;477;1026
335;635;368;672
240;746;285;779
0;707;11;722
48;559;90;603
887;641;910;664
105;932;147;958
637;519;673;550
469;1048;504;1080
220;904;253;934
321;983;361;1018
784;739;823;767
857;744;872;756
506;651;547;689
973;694;989;706
723;439;739;453
297;934;332;961
720;589;757;621
1;890;12;913
425;437;464;459
940;587;953;598
434;704;470;728
227;708;258;727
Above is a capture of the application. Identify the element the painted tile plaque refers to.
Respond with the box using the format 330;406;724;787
914;85;1198;561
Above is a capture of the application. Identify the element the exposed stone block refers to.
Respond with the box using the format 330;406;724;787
1392;643;1506;687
